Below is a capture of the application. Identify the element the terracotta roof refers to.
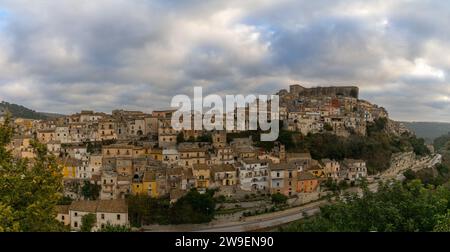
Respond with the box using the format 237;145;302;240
69;199;128;213
96;199;128;213
167;167;183;176
242;158;270;165
192;163;209;171
69;200;98;213
211;164;235;173
286;152;311;160
306;164;323;171
270;163;296;171
55;205;70;214
103;144;134;149
297;172;317;181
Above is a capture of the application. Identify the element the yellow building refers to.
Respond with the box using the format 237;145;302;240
131;182;145;195
149;148;163;161
142;171;158;197
59;158;79;178
192;164;210;189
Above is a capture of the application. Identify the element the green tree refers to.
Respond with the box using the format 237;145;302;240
81;180;101;200
80;213;96;232
197;133;212;143
176;132;185;144
127;194;170;227
99;223;131;232
433;211;450;232
323;123;333;132
0;115;66;231
57;196;73;205
271;193;288;205
169;189;216;224
282;180;450;232
0;204;19;232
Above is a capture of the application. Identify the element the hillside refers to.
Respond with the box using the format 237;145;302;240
402;121;450;143
0;101;64;120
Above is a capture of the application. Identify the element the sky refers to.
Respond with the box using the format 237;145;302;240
0;0;450;122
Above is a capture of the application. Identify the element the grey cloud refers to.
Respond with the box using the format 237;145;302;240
0;0;450;122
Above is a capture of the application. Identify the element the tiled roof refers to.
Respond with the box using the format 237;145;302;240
55;205;70;214
270;162;296;171
297;172;317;181
69;200;98;213
69;199;128;213
211;164;235;173
192;163;209;171
96;199;128;213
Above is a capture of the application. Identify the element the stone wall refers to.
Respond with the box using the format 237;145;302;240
289;85;359;98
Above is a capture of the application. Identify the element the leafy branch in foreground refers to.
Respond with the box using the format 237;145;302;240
0;115;66;231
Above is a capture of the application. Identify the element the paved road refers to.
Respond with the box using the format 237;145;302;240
195;203;324;232
144;154;442;232
143;200;327;232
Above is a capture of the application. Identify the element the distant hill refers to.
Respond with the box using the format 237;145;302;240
0;101;64;120
402;121;450;143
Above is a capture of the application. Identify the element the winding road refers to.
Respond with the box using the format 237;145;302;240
143;154;441;232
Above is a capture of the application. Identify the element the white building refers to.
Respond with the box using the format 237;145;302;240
162;148;180;167
238;159;270;191
68;199;128;231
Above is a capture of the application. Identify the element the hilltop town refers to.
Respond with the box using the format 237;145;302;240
2;84;420;231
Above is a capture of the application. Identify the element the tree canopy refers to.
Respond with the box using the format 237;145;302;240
0;115;66;231
80;213;96;232
281;180;450;232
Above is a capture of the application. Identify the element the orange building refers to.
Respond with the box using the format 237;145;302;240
296;172;319;193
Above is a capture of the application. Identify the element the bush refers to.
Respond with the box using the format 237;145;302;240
80;213;96;232
169;189;216;224
271;193;288;205
98;224;131;232
282;180;450;232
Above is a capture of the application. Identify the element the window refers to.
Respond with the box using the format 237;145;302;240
74;221;78;227
101;214;105;220
74;212;78;217
117;214;121;220
61;216;65;220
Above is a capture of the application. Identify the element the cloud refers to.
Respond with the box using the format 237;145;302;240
0;0;449;122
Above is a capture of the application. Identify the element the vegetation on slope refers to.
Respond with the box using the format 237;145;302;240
228;118;430;174
280;180;450;232
0;101;63;120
